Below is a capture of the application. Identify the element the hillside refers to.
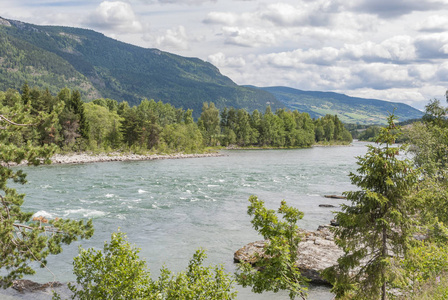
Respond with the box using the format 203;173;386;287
0;16;280;116
257;86;423;124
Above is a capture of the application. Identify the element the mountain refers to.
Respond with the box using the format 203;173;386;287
255;86;423;124
0;17;280;116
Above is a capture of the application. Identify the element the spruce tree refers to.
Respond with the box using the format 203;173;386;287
323;114;419;300
69;90;89;140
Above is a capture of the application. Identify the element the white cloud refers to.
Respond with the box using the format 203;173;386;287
259;2;334;27
417;15;448;32
85;1;143;33
343;36;416;62
139;0;217;4
203;12;239;25
154;26;190;50
435;61;448;81
207;52;246;68
222;26;276;47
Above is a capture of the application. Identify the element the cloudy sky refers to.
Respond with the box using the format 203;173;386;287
1;0;448;110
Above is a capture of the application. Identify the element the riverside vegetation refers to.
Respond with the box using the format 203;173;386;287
1;84;447;299
0;84;352;156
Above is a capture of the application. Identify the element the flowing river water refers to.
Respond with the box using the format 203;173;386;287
10;141;371;299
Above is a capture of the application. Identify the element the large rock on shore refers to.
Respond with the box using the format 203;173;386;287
234;225;343;284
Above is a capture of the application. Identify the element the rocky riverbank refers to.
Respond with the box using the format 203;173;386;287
50;152;224;165
234;225;343;284
2;152;224;167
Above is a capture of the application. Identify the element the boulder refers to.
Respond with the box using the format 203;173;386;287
234;225;343;284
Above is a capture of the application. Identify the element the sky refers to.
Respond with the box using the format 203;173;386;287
1;0;448;110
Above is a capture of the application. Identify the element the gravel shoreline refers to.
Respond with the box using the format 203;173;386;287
49;152;224;165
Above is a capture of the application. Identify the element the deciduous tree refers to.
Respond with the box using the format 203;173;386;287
236;196;308;300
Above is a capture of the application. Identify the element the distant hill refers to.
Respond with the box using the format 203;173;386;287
0;17;280;116
255;86;423;124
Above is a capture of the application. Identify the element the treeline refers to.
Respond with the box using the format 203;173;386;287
200;103;351;147
0;85;352;153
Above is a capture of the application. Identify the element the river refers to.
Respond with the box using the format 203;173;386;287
10;141;370;299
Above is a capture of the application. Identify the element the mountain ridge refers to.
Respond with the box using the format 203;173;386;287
0;16;423;123
0;16;281;116
254;86;423;124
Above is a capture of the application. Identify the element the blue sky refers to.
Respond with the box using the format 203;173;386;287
1;0;448;110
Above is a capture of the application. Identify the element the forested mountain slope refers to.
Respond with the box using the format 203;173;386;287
257;86;423;124
0;16;280;116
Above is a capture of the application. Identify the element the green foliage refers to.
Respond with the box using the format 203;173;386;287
84;102;122;149
153;249;237;300
0;99;93;288
323;114;419;300
236;196;308;300
160;123;203;153
400;241;448;293
56;231;237;300
401;272;448;300
357;126;382;142
64;231;151;300
408;117;448;179
198;102;221;146
314;114;352;144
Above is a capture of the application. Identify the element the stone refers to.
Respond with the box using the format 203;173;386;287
234;225;344;284
324;195;346;199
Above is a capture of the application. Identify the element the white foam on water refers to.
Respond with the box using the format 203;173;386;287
32;210;54;219
116;214;126;220
64;208;107;218
138;189;148;194
41;184;52;189
105;193;114;198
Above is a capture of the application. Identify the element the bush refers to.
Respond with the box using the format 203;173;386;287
54;231;237;300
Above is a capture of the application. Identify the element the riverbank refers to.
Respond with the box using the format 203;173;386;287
49;152;224;165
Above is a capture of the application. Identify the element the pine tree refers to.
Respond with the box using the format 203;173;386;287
323;114;419;300
0;104;93;287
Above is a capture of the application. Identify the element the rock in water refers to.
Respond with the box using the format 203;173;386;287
234;225;343;284
324;195;346;199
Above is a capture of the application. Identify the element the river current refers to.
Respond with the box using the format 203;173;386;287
14;141;371;299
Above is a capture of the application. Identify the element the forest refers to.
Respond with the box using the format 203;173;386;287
0;84;352;155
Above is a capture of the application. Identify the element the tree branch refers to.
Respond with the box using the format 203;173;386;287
0;115;35;127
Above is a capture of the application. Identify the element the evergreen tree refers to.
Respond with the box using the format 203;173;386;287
0;103;93;287
21;82;30;105
69;90;89;140
323;115;419;300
